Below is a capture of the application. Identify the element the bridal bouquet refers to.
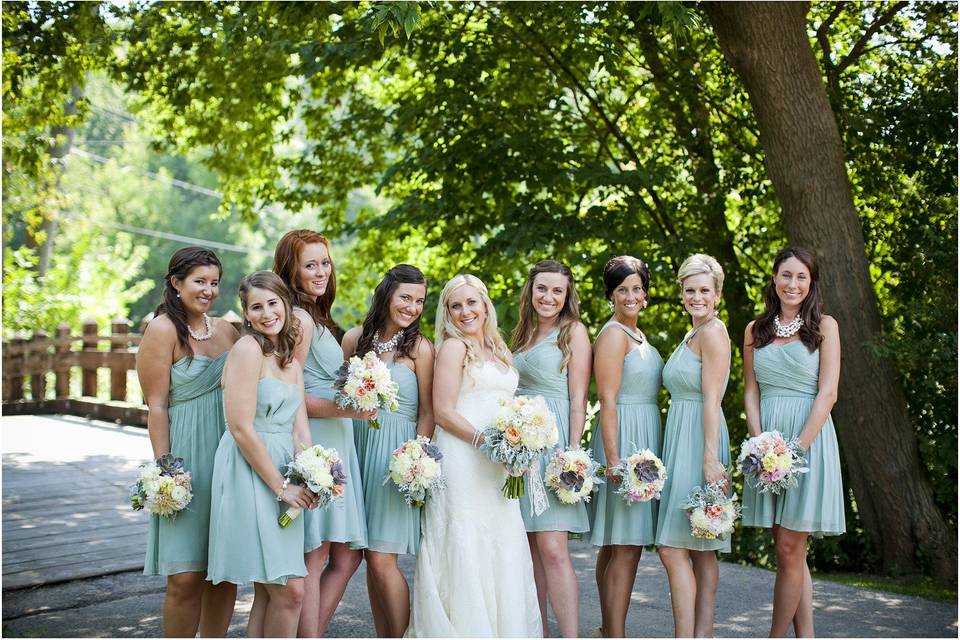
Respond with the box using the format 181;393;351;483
681;482;740;540
130;454;193;520
481;395;559;499
544;447;604;505
278;445;347;527
609;449;668;504
737;431;809;495
334;352;400;429
385;436;445;508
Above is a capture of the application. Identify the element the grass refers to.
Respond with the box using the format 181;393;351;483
813;571;958;604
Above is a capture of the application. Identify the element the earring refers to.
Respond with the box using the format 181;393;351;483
642;299;648;310
176;291;181;298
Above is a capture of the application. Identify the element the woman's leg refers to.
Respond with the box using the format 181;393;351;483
528;534;551;636
534;531;580;638
365;555;389;638
315;542;364;635
263;578;305;637
690;551;719;638
198;580;237;637
770;526;810;637
162;571;205;637
298;543;329;637
658;546;695;638
600;544;642;637
365;550;411;638
248;583;269;638
791;561;815;638
595;545;612;635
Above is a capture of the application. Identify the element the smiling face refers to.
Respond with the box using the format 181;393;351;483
681;272;720;323
244;286;286;338
172;265;220;317
531;272;568;324
610;273;646;321
773;256;810;312
297;242;332;300
446;284;487;338
388;282;427;331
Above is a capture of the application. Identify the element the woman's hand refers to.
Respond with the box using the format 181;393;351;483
703;456;728;488
281;484;316;510
354;408;378;422
605;458;622;483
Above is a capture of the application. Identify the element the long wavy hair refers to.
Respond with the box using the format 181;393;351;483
272;229;342;341
436;274;512;370
511;260;582;371
355;264;428;361
751;247;824;352
154;247;223;359
238;271;300;367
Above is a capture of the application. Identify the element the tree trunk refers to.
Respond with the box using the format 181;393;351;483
704;1;956;581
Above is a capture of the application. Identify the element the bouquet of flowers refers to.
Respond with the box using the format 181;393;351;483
130;454;193;520
385;436;445;508
737;431;809;495
681;482;741;540
334;351;400;429
544;447;604;505
278;445;347;527
609;449;668;504
481;395;559;499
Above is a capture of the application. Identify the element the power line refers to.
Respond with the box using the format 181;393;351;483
70;147;222;199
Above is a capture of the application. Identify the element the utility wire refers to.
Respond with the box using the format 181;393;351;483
70;147;222;199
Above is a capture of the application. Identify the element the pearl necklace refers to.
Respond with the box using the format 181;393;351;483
372;329;404;355
187;314;214;341
773;314;803;338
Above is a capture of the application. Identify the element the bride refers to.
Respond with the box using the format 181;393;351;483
407;274;542;638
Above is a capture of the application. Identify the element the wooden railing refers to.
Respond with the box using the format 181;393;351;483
2;313;241;426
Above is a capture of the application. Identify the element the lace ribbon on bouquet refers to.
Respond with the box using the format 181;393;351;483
529;459;549;517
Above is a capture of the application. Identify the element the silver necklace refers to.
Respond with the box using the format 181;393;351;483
372;329;404;354
188;314;214;341
773;314;803;338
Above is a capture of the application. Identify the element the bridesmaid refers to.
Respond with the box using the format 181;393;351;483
272;230;371;637
207;271;316;637
655;253;731;638
590;256;663;638
511;260;591;638
741;247;844;638
341;265;435;638
136;247;238;637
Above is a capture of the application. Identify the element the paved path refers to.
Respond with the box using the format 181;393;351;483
2;415;956;637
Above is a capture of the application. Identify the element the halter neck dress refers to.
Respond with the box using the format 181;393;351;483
589;321;664;546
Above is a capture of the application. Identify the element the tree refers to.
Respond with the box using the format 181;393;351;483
703;0;956;581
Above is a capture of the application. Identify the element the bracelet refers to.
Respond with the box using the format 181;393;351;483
275;478;290;501
471;430;482;448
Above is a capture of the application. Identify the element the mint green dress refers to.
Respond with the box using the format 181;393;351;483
144;353;227;576
589;322;664;547
515;328;590;533
207;377;306;585
655;323;732;552
302;323;368;552
741;340;846;536
355;361;421;555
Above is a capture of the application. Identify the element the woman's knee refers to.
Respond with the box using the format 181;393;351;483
272;580;305;610
331;546;363;575
365;551;398;577
167;572;205;601
775;531;808;563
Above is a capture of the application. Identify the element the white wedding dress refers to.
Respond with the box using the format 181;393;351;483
407;360;542;638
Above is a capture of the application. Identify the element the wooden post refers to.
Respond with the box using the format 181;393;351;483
31;329;50;400
110;318;131;401
81;319;99;397
8;336;26;401
55;323;72;398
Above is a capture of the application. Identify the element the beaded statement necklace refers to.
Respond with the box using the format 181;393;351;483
372;329;404;355
188;314;214;341
773;314;803;338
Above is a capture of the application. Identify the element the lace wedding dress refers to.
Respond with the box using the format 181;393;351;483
407;360;542;638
